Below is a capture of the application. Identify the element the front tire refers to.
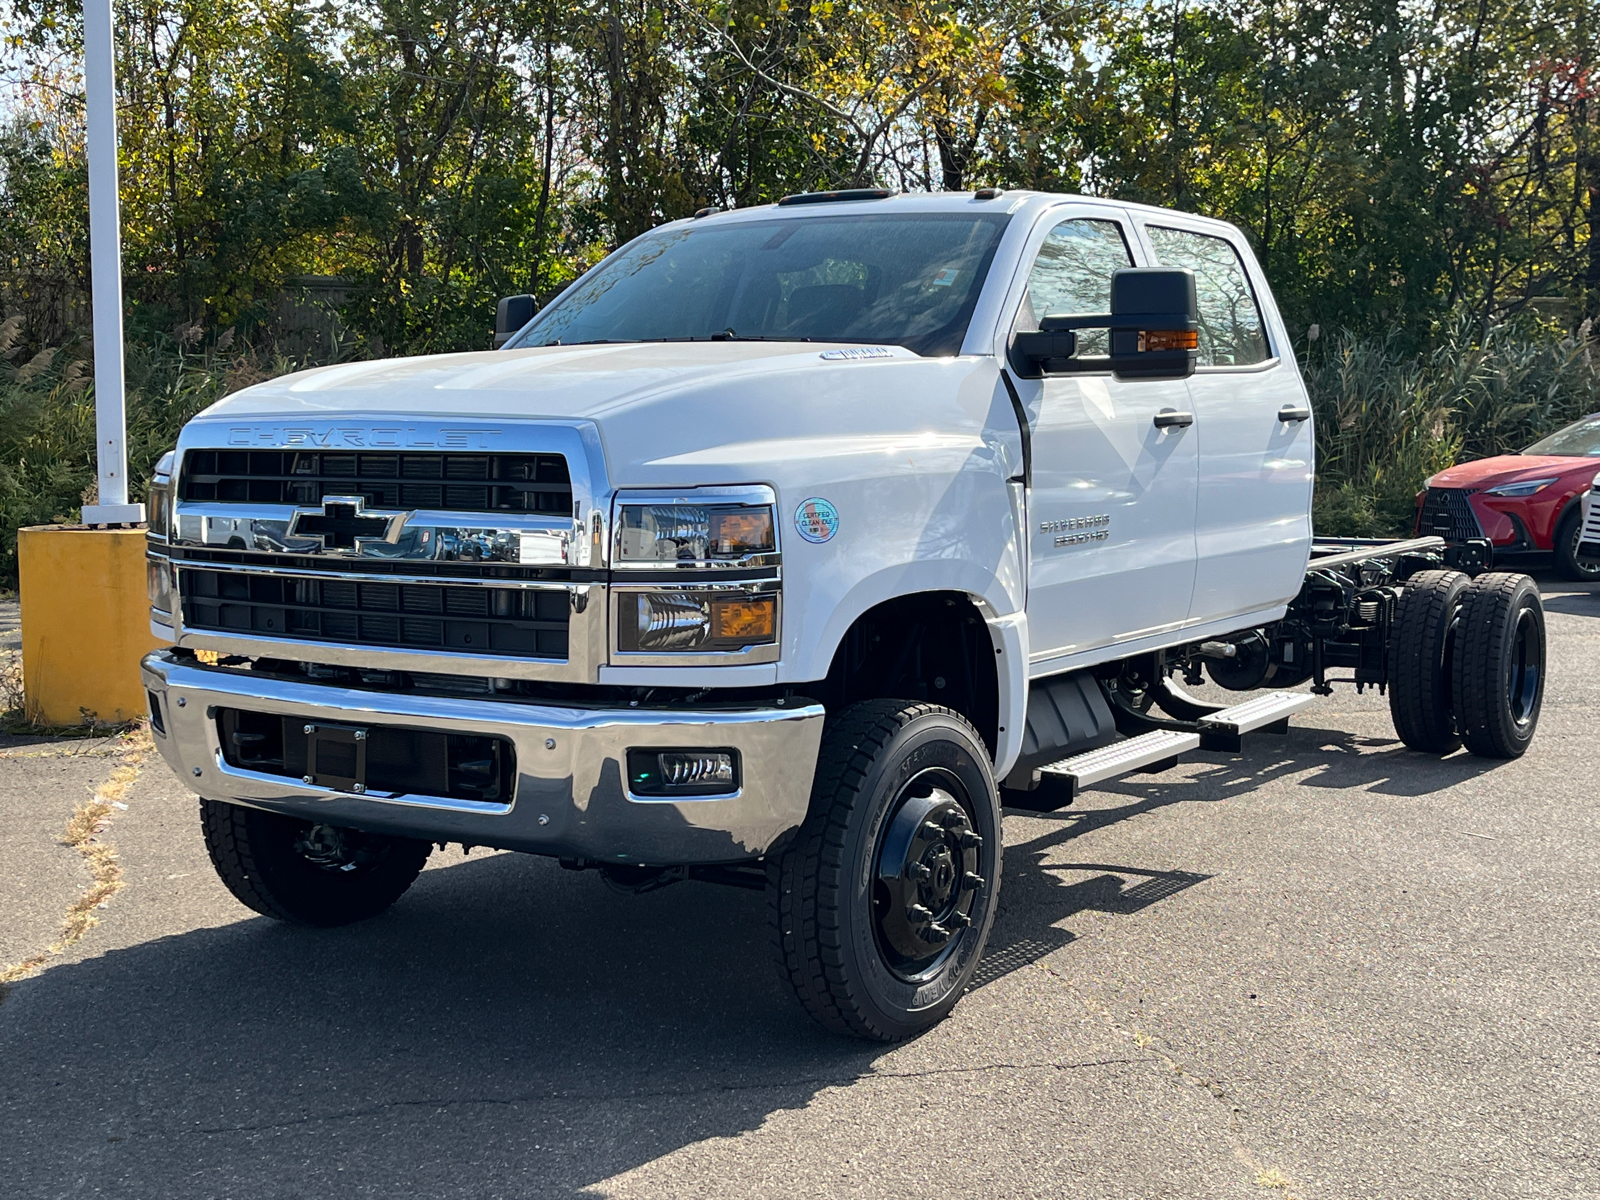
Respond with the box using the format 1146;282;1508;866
1451;573;1546;759
200;800;432;926
768;701;1001;1041
1387;569;1468;753
1553;505;1600;582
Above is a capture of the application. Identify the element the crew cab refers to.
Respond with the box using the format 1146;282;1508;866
141;190;1547;1040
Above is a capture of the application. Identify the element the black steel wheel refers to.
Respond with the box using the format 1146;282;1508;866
1387;569;1469;753
1553;505;1600;582
768;701;1001;1041
200;799;432;926
1451;573;1546;759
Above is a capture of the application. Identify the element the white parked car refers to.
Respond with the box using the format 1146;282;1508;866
142;189;1547;1039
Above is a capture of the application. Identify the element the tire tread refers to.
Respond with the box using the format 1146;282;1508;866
768;700;983;1041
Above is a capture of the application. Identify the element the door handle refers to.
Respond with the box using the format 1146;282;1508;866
1153;408;1194;429
1277;404;1312;423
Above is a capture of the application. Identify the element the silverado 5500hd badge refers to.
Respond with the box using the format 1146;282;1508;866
1041;514;1111;546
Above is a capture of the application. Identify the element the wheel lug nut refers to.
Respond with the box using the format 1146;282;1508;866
947;911;972;929
907;904;933;923
940;811;966;828
921;820;945;838
959;832;983;849
961;873;986;892
906;862;932;881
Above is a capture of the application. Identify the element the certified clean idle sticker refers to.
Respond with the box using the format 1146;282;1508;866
795;497;840;543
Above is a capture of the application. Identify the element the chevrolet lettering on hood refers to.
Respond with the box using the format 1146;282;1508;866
226;425;504;449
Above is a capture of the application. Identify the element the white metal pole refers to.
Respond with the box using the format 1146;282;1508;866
80;0;143;525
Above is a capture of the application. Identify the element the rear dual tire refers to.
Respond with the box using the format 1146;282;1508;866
1451;573;1545;758
1388;570;1544;759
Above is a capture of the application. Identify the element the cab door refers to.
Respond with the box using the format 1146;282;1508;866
1136;221;1313;626
1008;211;1199;665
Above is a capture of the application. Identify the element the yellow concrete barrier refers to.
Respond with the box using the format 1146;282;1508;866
18;525;166;726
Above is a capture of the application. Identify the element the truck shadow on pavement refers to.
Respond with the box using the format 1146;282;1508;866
978;724;1512;984
0;726;1515;1198
0;852;886;1199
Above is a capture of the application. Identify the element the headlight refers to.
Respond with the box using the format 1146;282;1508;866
147;555;174;615
147;450;176;540
1484;477;1557;497
617;587;778;654
616;502;775;565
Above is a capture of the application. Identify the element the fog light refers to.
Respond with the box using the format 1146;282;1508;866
627;749;740;797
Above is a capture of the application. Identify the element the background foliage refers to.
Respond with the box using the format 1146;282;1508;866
0;0;1598;582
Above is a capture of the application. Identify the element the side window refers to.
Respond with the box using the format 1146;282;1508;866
1021;218;1133;356
1145;226;1270;366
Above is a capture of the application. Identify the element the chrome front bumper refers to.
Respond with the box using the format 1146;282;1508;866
141;651;825;864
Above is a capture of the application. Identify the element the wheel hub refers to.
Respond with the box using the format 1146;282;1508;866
874;787;985;965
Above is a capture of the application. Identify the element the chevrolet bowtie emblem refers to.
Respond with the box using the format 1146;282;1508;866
288;495;410;553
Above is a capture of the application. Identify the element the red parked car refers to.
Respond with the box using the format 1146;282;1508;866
1416;412;1600;580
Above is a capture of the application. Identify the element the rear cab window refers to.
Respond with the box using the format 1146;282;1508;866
1143;225;1272;367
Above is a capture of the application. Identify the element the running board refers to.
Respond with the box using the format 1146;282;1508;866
1036;729;1202;804
1196;691;1317;753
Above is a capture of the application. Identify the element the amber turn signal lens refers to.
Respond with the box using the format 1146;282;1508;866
1138;329;1199;352
711;597;776;641
710;509;775;556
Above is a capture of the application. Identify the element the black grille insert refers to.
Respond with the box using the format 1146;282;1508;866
180;567;569;658
1418;487;1483;543
216;707;514;805
180;450;572;514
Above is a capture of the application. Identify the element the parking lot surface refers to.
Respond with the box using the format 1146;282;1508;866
2;581;1597;1199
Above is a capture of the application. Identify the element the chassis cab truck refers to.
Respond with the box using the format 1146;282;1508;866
142;191;1547;1040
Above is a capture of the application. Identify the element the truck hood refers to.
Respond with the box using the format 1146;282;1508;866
199;342;915;423
186;340;1000;491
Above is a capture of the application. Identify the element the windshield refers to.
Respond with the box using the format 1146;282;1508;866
510;211;1011;357
1523;413;1600;456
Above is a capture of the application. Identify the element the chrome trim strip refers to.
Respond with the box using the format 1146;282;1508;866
1192;356;1282;375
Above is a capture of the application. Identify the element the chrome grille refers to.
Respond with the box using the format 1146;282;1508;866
179;450;572;515
180;567;570;658
1418;487;1482;542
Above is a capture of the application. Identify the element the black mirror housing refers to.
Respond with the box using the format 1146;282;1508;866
1009;267;1199;381
494;294;537;348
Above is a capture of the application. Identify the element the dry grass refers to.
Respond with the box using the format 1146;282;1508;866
0;723;153;998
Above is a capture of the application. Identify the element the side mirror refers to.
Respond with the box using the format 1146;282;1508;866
1010;267;1199;381
494;294;537;349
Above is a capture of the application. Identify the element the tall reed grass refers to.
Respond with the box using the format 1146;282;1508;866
1305;316;1598;537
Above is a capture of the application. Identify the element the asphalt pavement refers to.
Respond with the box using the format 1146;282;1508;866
1;580;1597;1199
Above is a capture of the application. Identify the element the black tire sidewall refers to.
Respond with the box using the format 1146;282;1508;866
220;804;430;926
1387;569;1467;753
836;712;1001;1036
1454;574;1546;758
1555;506;1600;580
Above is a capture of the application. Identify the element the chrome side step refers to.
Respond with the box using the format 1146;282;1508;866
1011;690;1321;812
1037;729;1201;803
1196;691;1317;753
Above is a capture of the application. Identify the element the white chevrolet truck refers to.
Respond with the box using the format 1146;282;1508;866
142;189;1548;1040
